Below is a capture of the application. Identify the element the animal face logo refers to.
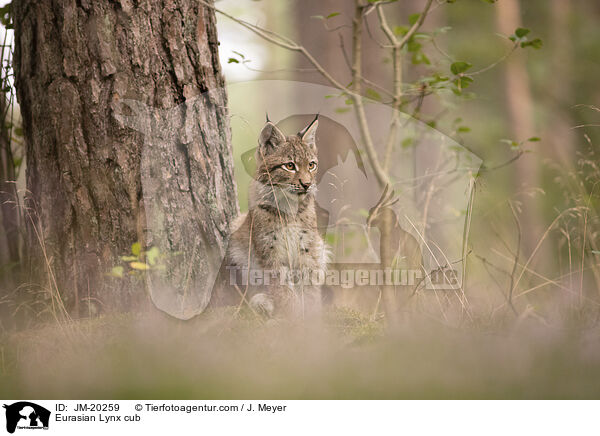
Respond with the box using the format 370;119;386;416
3;402;50;434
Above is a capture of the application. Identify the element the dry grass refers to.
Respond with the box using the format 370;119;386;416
2;119;600;399
1;302;600;399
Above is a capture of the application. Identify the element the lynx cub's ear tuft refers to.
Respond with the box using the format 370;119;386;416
298;115;319;149
258;121;286;153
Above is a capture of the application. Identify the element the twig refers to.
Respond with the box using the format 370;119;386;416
349;0;389;187
376;0;434;172
199;0;347;91
507;201;520;314
200;0;390;187
467;42;518;76
511;208;579;293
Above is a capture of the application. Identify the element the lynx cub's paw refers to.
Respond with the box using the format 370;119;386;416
249;293;275;318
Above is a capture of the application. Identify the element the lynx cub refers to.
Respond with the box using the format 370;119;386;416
215;116;328;318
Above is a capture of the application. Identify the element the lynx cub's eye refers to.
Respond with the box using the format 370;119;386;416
283;162;296;172
308;161;317;172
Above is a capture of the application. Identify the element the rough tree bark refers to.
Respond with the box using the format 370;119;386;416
13;0;238;317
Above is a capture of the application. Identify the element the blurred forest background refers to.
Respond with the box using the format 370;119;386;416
1;0;600;398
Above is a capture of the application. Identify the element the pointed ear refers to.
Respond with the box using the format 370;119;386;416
299;115;319;149
259;122;286;153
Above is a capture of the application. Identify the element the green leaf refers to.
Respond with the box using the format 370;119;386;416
402;137;414;148
326;12;340;19
515;27;530;38
413;32;431;40
407;40;422;52
452;76;473;92
357;208;370;218
521;38;542;49
109;266;124;278
325;233;337;245
393;25;409;36
421;74;449;84
457;126;471;133
365;88;382;101
335;107;351;114
433;26;452;35
145;246;160;266
227;58;239;64
412;52;430;65
500;139;520;149
408;13;420;25
131;242;141;257
451;61;472;75
461;76;473;87
130;261;150;271
527;137;541;142
0;4;12;28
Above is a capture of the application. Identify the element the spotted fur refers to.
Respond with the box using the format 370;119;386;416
213;116;328;318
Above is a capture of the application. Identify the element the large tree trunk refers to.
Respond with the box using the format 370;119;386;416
13;0;238;318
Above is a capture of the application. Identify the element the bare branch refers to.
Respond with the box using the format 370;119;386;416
468;41;518;76
201;0;389;186
396;0;435;50
350;1;389;187
339;33;394;99
376;0;433;172
198;0;348;92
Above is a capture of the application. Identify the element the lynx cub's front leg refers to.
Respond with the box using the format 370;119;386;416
219;115;328;318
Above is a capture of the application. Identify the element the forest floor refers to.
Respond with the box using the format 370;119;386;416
1;306;600;399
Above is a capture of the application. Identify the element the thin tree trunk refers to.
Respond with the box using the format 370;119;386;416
547;0;575;165
0;86;20;332
0;105;19;267
495;0;541;253
13;0;238;317
0;34;20;270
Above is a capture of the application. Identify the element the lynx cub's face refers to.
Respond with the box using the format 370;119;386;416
254;116;319;198
219;115;326;318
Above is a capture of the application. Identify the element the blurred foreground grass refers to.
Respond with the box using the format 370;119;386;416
1;306;600;399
